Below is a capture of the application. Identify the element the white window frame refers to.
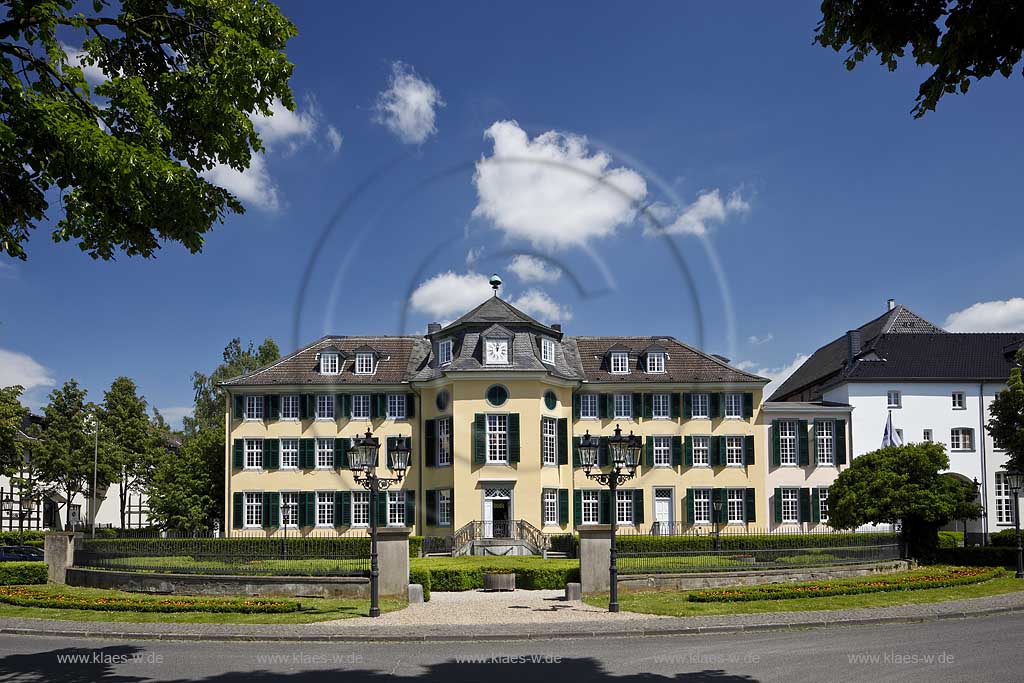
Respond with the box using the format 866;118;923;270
652;393;670;419
437;489;452;527
541;417;557;466
354;353;375;375
486;414;508;463
351;394;370;420
995;473;1014;525
613;393;632;419
244;439;263;470
315;491;334;528
691;393;709;419
887;390;902;409
484;338;510;366
693;489;711;524
315;438;334;469
320;352;340;375
646;352;666;373
818;487;830;522
779;420;797;466
541;338;556;364
580;394;598;419
581;490;600;524
438;339;453;366
315;394;335;420
280;491;299;529
816;421;834;465
281;395;299;421
615;489;634;525
437;417;452;466
725;393;743;419
351;490;369;527
387;394;407;419
610;352;629;374
727;489;746;524
923;429;933;442
653;436;672;467
780;488;799;524
950;428;974;451
280;438;299;469
725;435;744;467
244;395;263;421
243;492;262;529
387;491;405;527
952;391;966;410
692;435;710;467
543;489;558;526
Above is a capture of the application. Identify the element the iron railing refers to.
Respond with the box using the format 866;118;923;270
450;519;550;554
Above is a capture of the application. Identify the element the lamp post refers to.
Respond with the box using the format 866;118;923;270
712;498;723;552
350;429;411;617
578;426;642;613
1004;470;1024;579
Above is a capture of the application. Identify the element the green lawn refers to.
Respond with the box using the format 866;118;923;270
0;584;404;623
583;567;1024;617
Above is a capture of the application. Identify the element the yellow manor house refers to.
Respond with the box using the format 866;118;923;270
222;292;851;549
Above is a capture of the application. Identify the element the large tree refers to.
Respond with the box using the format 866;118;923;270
0;0;297;261
827;441;982;557
0;384;27;476
100;376;156;528
147;426;221;532
815;0;1024;118
185;337;278;434
987;348;1024;472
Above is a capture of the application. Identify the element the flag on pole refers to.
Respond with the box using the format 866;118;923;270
881;409;903;448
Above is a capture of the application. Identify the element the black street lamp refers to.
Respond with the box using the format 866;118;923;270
350;429;411;617
578;425;642;613
1004;470;1024;579
712;498;724;552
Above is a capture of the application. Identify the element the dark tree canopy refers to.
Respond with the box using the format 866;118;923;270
987;348;1024;472
185;336;278;434
0;0;297;260
815;0;1024;117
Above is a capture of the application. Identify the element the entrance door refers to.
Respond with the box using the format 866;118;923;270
482;488;512;538
654;488;673;535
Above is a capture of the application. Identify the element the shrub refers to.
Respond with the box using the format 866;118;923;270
409;568;431;602
547;534;577;556
938;531;963;549
80;536;423;559
0;531;46;548
0;586;300;613
412;558;580;592
990;529;1019;547
932;546;1018;567
615;532;897;554
0;562;47;585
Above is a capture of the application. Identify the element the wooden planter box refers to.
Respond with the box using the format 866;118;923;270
483;572;516;591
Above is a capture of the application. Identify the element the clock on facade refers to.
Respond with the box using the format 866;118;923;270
484;338;509;365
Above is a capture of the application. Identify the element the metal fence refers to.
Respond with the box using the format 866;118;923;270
74;529;371;576
616;525;902;574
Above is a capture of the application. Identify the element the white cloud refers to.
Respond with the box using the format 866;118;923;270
61;43;107;84
157;406;193;431
201;152;281;212
747;354;810;400
507;255;562;283
511;289;572;324
748;333;773;346
326;125;343;154
644;189;750;237
374;61;445;144
0;348;56;392
465;247;484;267
944;298;1024;332
251;98;320;152
473;120;647;250
409;271;494;319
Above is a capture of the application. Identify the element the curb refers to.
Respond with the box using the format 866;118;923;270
1;604;1022;643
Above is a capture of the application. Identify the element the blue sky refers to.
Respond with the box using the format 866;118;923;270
2;1;1023;426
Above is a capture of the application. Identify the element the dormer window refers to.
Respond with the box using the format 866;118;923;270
354;352;375;375
541;338;556;364
646;352;665;373
610;351;629;374
320;352;340;375
484;337;509;365
438;339;453;366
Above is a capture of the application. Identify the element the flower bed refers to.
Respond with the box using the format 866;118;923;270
0;586;300;613
687;567;1001;602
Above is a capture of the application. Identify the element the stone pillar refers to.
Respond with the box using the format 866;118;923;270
44;532;81;584
578;524;612;595
376;526;411;599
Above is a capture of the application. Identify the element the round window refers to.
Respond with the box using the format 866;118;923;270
544;390;557;410
486;384;509;407
435;389;450;412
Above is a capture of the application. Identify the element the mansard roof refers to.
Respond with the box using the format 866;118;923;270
571;337;766;384
436;296;560;337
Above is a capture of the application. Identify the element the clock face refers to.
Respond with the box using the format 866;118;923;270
485;338;508;364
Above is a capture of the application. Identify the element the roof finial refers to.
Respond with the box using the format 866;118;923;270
489;273;502;296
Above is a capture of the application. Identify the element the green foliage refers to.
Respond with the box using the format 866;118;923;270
547;533;577;555
186;337;280;435
815;0;1024;118
616;532;897;553
100;377;158;528
938;531;963;549
81;536;424;560
0;586;298;613
0;385;28;476
408;568;431;602
688;567;1001;602
147;428;222;532
0;0;297;261
410;557;579;591
0;562;47;585
932;546;1019;568
0;531;45;547
987;350;1024;472
990;529;1020;547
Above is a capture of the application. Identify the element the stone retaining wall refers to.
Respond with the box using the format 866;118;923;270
66;568;371;599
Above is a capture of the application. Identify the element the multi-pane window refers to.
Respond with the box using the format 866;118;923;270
692;436;710;466
541;338;556;364
691;393;709;419
541;417;557;466
438;340;453;366
725;393;743;418
355;353;375;375
486;414;508;463
351;395;370;420
952;391;965;409
652;394;670;419
315;438;334;468
923;429;933;442
996;473;1014;525
950;428;974;451
281;395;299;420
580;394;598;419
653;436;672;466
615;490;634;525
543;489;558;526
647;352;665;373
581;491;600;524
610;352;629;374
437;418;452;466
244;439;263;469
725;436;744;466
244;492;262;528
887;390;901;408
316;394;334;420
351;490;369;526
280;439;299;469
245;396;263;420
281;492;298;528
693;489;711;524
387;491;405;526
780;489;799;523
779;420;797;466
816;421;834;465
387;394;407;419
316;492;334;527
614;394;632;419
727;489;746;524
437;489;452;526
320;352;339;374
818;488;830;522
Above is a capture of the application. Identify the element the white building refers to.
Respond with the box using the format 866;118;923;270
771;300;1023;542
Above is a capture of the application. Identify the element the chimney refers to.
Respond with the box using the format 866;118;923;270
846;329;862;368
887;298;896;311
550;323;561;332
427;322;441;334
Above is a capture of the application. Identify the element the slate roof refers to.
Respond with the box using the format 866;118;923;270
438;296;560;335
843;334;1024;382
571;337;766;384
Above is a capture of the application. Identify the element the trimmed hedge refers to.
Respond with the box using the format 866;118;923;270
0;562;47;585
424;564;579;592
688;567;1001;602
616;532;898;553
932;546;1018;567
990;529;1018;547
409;568;431;602
0;531;46;548
0;586;300;613
938;531;963;549
81;536;424;559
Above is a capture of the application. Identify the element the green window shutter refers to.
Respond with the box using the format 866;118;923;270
298;439;313;469
683;436;693;466
269;492;280;527
300;394;314;420
557;418;568;465
473;414;486;464
508;413;521;462
708;393;720;419
685;490;695;524
599;490;611;525
601;394;613;420
406;394;416;418
426;490;437;526
632;489;644;524
265;439;280;470
233;395;244;420
572;394;581;420
682;393;692;419
642;393;653;419
645;437;655;467
386;436;397;467
835;419;847;465
716;489;729;523
572;436;581;468
369;394;381;419
743;435;755;465
338;491;351;526
598;436;610;467
425;419;437;467
404;490;415;527
742;393;754;418
712;436;725;466
232;439;244;469
266;395;278;420
375;492;388;526
671;393;681;419
336;437;349;469
771;420;781;466
263;395;272;420
232;492;243;529
558;489;569;525
301;491;316;527
573;490;582;527
773;488;783;524
262;492;274;528
811;488;821;523
745;488;756;523
799;488;811;523
632;393;643;420
341;394;351;419
672;436;683;466
797;419;810;466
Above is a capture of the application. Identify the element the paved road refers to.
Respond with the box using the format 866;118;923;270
1;612;1023;682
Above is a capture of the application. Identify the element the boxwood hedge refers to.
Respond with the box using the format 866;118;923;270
413;561;579;592
0;531;45;548
0;586;299;613
409;568;431;602
615;532;897;553
0;562;47;585
80;536;424;559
